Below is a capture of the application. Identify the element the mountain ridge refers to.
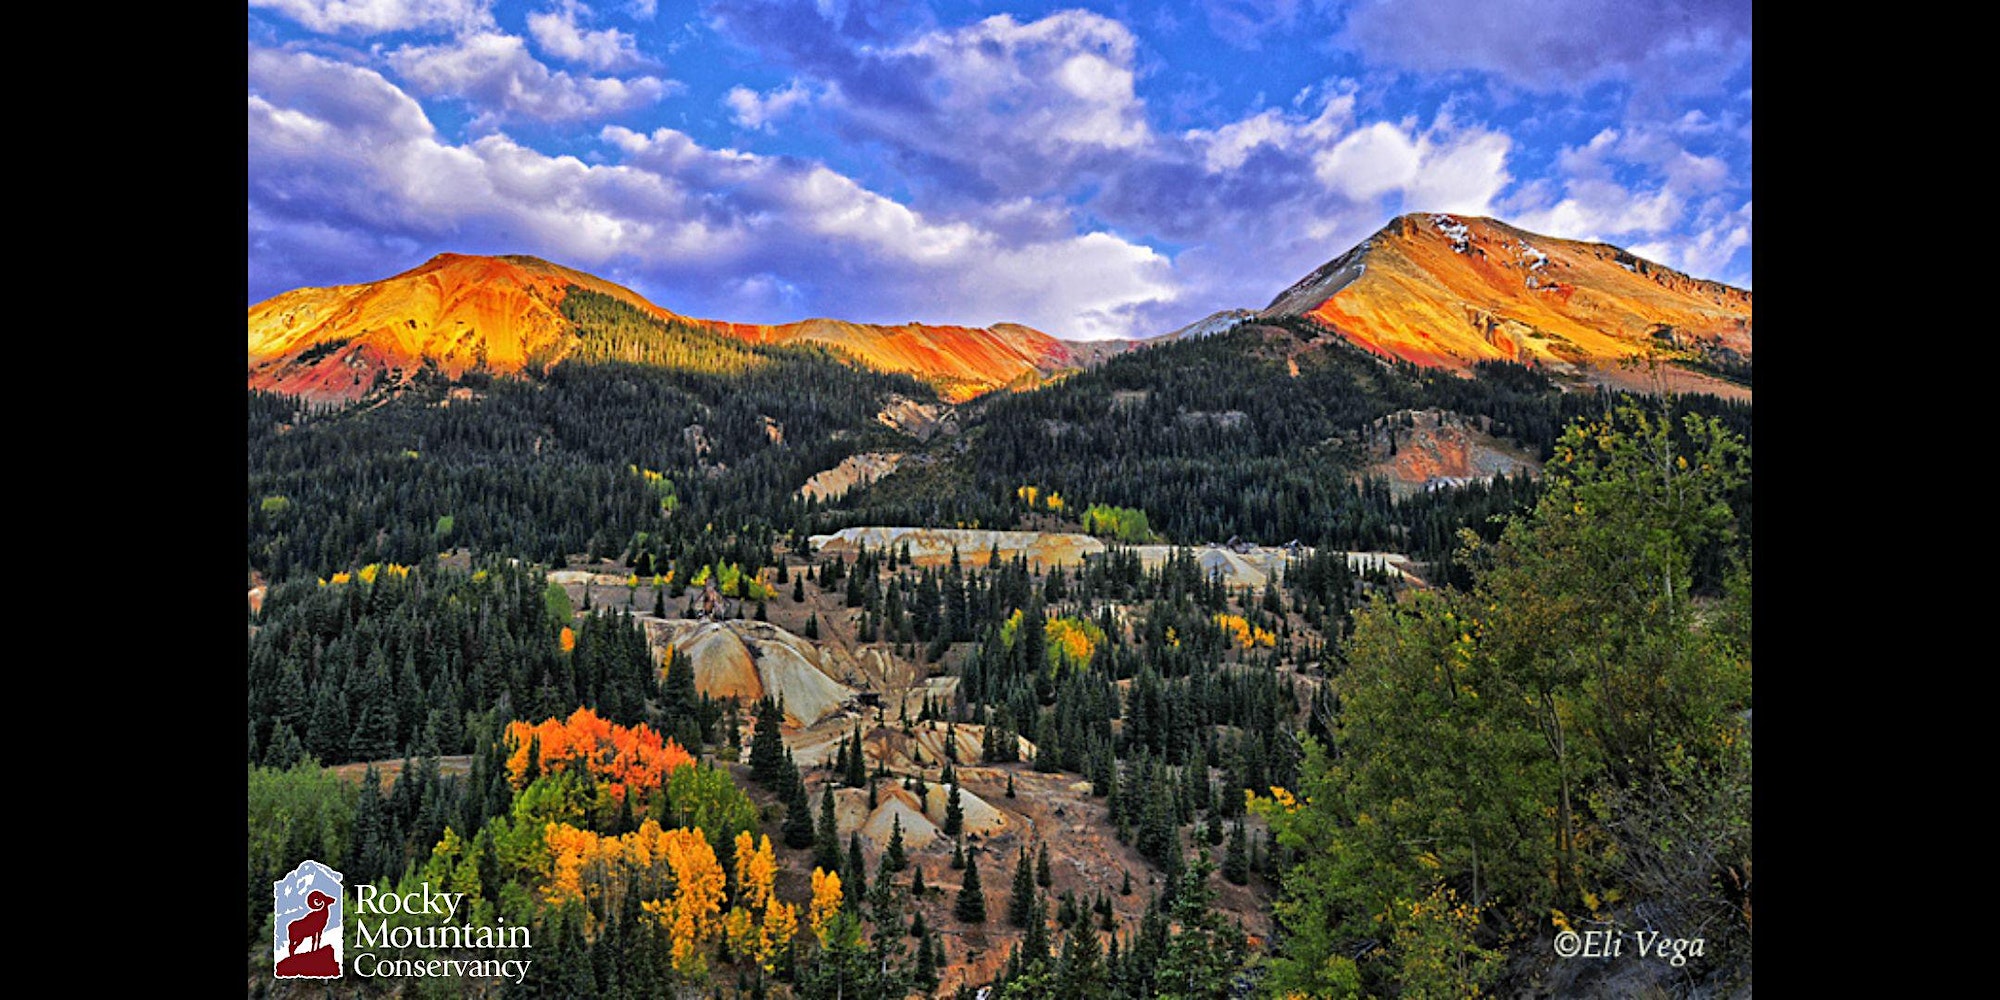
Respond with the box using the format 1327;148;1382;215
247;253;1120;403
1254;213;1751;397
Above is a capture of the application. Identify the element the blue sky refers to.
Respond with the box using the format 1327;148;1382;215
248;0;1751;340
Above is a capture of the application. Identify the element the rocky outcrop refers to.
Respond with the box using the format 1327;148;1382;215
798;452;907;502
811;527;1107;569
876;396;957;440
1363;409;1542;498
641;619;858;726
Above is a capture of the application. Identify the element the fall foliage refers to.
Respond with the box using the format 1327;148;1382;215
505;707;694;807
809;868;844;946
643;826;728;977
1213;613;1277;649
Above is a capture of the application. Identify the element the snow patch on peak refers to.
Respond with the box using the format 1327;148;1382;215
1168;309;1255;340
1513;240;1548;271
1430;214;1472;253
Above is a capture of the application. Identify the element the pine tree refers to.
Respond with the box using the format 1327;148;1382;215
845;725;867;787
910;863;927;899
749;696;787;787
1037;841;1053;888
955;852;986;923
884;814;907;873
783;770;815;849
1223;818;1250;885
943;783;964;837
814;782;843;873
1010;846;1037;928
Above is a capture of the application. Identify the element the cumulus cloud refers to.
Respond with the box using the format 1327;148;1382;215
708;3;1151;199
1633;199;1750;285
527;0;657;72
248;0;493;35
724;80;814;130
1502;122;1748;283
388;32;673;123
1341;0;1751;93
1091;89;1520;334
248;46;1176;337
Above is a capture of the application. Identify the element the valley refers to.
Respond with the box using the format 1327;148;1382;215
247;214;1752;999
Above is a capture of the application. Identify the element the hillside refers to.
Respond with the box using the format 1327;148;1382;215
1259;213;1752;398
247;253;1127;403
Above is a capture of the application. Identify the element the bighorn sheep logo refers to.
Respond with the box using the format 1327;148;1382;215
274;861;343;979
289;890;335;953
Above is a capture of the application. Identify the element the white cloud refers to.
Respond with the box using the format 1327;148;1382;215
1404;127;1511;215
818;10;1153;197
1314;122;1418;201
527;0;655;72
1311;120;1510;214
388;32;672;123
1664;199;1751;283
249;47;1177;337
248;0;493;35
724;80;813;131
1505;119;1738;265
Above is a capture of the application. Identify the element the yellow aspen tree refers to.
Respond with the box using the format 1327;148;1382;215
808;868;843;946
757;900;798;972
722;906;757;964
651;827;726;977
734;832;777;914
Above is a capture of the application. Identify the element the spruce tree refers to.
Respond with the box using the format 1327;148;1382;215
845;725;868;787
955;852;986;923
1036;841;1053;888
749;696;786;787
1010;846;1037;928
814;782;843;873
884;814;907;873
783;769;816;850
1223;818;1250;885
943;783;964;837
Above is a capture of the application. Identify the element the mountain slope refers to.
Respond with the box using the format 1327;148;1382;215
247;253;676;400
1260;213;1752;397
247;254;1126;403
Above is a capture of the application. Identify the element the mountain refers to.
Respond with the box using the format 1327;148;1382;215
247;253;671;400
1258;213;1752;397
248;253;1128;403
695;317;1129;403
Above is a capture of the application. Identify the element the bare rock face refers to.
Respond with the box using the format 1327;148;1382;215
876;396;957;440
797;452;907;502
810;527;1107;569
814;525;1423;588
861;786;943;851
920;780;1007;837
1362;409;1542;498
641;619;858;726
